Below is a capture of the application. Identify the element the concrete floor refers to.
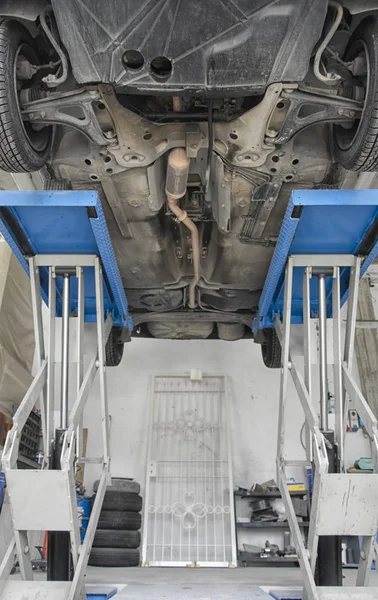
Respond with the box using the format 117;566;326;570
83;567;378;599
12;565;378;586
85;566;304;586
84;565;378;586
10;566;378;598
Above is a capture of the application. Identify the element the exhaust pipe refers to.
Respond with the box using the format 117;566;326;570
165;148;199;309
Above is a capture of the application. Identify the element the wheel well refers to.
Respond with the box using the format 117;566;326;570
0;0;49;21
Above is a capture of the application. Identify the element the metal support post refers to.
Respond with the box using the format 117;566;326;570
317;273;328;432
49;271;72;582
303;266;313;462
315;274;342;587
47;431;71;582
61;272;71;430
47;268;56;459
76;267;84;460
315;428;342;587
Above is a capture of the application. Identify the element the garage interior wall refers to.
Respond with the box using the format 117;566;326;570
82;329;371;550
0;241;34;421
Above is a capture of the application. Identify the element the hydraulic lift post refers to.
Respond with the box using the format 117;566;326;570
0;189;378;600
316;272;342;587
48;271;71;582
255;189;378;600
0;191;132;600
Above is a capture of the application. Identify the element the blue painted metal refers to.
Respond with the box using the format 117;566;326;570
0;473;5;509
269;591;302;600
86;587;117;599
254;189;378;330
0;191;132;330
77;496;91;542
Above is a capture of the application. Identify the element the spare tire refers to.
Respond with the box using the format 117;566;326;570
97;511;142;531
93;529;140;549
93;478;140;495
88;547;139;567
101;491;142;512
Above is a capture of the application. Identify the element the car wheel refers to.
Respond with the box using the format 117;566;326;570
261;328;281;369
93;478;141;494
97;511;142;531
93;529;140;549
88;547;139;567
0;19;52;172
334;17;378;172
105;327;124;367
100;491;142;512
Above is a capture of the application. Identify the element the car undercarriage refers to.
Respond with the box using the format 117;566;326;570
1;0;378;347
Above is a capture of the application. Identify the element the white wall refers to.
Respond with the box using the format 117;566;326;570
82;337;308;550
83;337;307;487
81;310;374;551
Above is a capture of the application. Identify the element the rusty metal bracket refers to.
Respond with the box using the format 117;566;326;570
21;89;112;147
267;88;363;145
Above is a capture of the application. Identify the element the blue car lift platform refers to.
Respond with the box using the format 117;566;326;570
254;189;378;600
0;191;131;600
0;190;132;330
0;189;378;600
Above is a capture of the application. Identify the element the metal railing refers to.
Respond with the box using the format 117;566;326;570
0;254;112;600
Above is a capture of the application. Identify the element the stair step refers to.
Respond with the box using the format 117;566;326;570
318;587;378;600
0;581;72;600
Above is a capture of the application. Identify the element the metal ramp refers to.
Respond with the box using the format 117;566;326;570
255;189;378;600
0;191;132;600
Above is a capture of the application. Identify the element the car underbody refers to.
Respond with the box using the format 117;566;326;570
1;0;378;342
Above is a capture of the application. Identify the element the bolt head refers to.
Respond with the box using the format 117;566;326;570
266;129;278;138
237;199;247;207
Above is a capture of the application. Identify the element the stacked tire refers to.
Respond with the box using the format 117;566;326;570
89;478;142;567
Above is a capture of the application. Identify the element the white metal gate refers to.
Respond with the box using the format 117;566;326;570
142;374;237;567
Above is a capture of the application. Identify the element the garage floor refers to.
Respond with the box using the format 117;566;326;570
82;567;378;598
84;566;303;586
9;560;378;599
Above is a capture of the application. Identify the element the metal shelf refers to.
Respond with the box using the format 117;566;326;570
238;551;299;566
236;521;309;528
234;489;307;498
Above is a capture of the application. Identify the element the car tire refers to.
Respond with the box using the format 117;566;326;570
105;327;124;367
101;491;142;513
97;511;142;531
93;529;140;549
334;16;378;171
93;478;140;495
0;19;52;173
88;547;139;567
261;328;281;369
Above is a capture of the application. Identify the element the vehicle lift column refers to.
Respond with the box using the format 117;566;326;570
255;189;378;600
0;190;132;600
315;273;341;587
48;271;71;582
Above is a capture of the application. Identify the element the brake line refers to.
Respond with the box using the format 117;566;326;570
40;7;68;87
314;1;343;84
